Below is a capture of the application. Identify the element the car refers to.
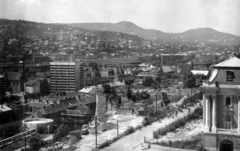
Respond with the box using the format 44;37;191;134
81;124;89;135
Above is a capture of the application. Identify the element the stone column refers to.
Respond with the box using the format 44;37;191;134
205;95;209;131
238;96;240;134
212;95;217;132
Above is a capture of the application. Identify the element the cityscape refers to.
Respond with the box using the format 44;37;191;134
0;0;240;151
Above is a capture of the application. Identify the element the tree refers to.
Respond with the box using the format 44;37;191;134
183;72;196;88
53;124;70;142
28;133;42;151
117;96;122;108
0;96;7;108
102;84;111;94
142;77;155;86
89;62;99;71
162;92;170;105
155;76;161;83
127;87;132;100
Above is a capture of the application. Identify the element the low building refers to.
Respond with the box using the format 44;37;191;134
25;79;40;94
0;105;13;124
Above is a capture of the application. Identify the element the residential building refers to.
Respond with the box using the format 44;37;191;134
6;72;22;93
50;61;84;93
160;54;190;64
202;57;240;151
25;79;41;94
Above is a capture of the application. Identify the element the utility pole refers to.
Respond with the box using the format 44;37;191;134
25;131;26;151
155;91;157;117
191;87;192;102
95;116;97;149
117;119;119;137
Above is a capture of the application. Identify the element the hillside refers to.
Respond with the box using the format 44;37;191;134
66;21;169;40
180;28;240;43
66;21;240;45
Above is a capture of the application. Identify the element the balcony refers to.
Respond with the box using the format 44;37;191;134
216;128;238;134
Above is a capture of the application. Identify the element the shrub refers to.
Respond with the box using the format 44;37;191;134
154;133;202;149
152;107;202;139
28;133;42;151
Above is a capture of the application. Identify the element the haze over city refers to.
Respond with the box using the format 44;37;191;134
1;0;240;35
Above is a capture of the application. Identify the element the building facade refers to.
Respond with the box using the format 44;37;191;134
202;57;240;151
0;74;6;95
50;62;84;93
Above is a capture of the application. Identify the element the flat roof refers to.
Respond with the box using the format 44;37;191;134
50;62;76;66
85;58;141;65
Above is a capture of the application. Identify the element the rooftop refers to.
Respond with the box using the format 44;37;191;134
85;58;141;65
214;57;240;68
0;105;12;112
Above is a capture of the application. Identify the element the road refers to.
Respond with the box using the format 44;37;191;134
101;105;199;151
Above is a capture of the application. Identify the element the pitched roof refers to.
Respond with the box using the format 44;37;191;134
29;103;51;108
214;57;240;68
40;104;65;115
26;79;38;86
0;105;12;112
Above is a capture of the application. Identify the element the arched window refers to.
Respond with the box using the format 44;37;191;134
226;97;231;106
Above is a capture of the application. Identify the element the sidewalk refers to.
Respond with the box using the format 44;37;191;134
101;105;199;151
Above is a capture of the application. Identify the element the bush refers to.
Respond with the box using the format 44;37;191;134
53;124;71;142
20;148;31;151
154;133;202;150
28;133;42;151
153;107;202;138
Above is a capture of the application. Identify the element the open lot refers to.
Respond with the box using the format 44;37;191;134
61;114;143;151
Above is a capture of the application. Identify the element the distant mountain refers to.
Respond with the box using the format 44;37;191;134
66;21;240;44
180;28;240;42
66;21;167;40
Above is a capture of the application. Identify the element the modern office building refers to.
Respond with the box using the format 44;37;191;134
50;61;84;93
202;57;240;151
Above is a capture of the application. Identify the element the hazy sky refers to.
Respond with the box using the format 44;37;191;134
1;0;240;35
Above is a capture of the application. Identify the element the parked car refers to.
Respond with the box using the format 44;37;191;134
81;124;89;135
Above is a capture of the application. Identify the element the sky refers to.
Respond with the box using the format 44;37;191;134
0;0;240;36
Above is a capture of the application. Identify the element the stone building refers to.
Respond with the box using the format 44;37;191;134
202;57;240;151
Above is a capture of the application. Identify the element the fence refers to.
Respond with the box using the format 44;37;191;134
0;129;36;147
